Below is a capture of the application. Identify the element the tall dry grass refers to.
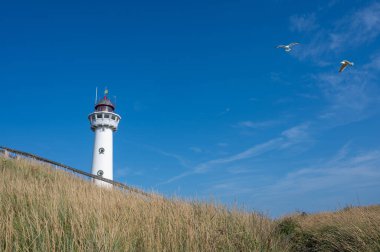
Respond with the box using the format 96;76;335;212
275;206;380;252
1;155;379;251
0;156;283;251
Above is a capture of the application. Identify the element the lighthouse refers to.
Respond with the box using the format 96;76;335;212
88;89;121;187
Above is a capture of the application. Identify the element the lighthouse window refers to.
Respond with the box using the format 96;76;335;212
99;148;105;154
92;115;95;120
104;114;110;119
111;116;116;120
97;114;102;119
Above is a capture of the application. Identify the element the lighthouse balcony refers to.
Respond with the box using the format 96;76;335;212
88;112;121;131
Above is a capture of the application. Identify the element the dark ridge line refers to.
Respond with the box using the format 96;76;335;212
0;146;152;197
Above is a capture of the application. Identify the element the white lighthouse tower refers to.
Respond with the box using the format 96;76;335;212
88;89;121;187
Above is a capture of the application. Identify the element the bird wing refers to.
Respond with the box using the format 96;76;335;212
277;45;286;48
339;63;347;72
289;42;299;47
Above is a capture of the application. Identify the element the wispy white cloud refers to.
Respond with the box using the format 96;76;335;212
196;138;283;170
116;166;144;178
189;146;203;153
314;53;380;126
203;145;380;208
269;72;292;85
296;93;319;100
156;149;191;168
289;13;318;33
281;123;310;146
162;123;311;184
225;165;268;175
292;2;380;64
227;166;253;175
236;120;281;129
329;2;380;50
367;51;380;70
217;142;229;148
318;72;372;110
217;108;231;116
258;147;380;197
274;97;294;105
327;0;341;9
141;144;192;169
288;4;380;128
162;138;281;184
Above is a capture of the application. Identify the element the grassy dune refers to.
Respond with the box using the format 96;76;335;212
276;206;380;251
0;157;282;251
0;156;379;251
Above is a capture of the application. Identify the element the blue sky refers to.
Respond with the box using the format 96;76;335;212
1;0;380;217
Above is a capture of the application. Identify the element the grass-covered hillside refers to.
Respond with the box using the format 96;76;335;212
0;155;379;251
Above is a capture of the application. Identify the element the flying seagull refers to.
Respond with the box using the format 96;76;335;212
277;42;300;52
339;60;354;73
